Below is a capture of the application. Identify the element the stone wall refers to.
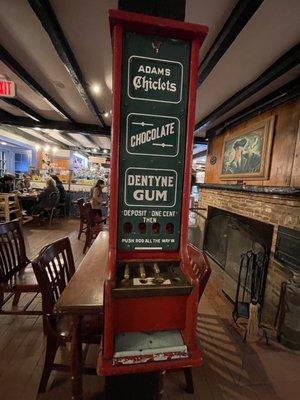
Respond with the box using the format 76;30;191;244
199;188;300;326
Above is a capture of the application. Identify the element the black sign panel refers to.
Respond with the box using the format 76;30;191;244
118;32;190;251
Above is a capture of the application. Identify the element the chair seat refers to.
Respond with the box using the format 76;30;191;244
57;313;103;341
4;265;39;291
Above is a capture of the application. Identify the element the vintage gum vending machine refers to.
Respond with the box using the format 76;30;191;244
98;9;208;375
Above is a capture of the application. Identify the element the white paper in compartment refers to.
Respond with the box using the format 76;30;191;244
132;278;171;286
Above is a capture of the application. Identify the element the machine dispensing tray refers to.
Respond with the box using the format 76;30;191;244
113;330;188;365
113;261;192;298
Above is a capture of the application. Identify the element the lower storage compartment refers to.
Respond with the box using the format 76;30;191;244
114;295;188;332
113;330;188;366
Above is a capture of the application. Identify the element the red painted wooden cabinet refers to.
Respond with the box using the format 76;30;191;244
98;9;208;376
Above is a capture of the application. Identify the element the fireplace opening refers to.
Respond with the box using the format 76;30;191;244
204;207;274;302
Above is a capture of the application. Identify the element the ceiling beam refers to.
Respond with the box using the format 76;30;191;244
0;112;111;136
1;125;50;146
21;128;69;149
1;97;46;122
86;135;101;148
28;0;107;127
118;0;186;21
198;0;264;85
0;44;74;121
206;77;300;138
0;109;95;154
0;109;82;150
193;136;208;145
195;43;300;131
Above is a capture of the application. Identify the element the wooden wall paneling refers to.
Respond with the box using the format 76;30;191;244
204;134;222;183
204;98;300;187
266;99;299;186
291;120;300;187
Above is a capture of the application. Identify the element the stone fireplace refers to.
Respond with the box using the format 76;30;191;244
204;206;273;303
198;184;300;327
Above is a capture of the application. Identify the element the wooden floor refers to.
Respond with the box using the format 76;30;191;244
0;218;300;400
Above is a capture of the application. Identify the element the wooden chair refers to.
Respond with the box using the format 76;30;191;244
82;202;107;254
32;237;102;394
0;193;23;223
41;191;60;225
182;243;212;393
0;221;41;315
77;198;87;239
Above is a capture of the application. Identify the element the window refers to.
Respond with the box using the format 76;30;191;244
14;153;29;174
0;151;6;177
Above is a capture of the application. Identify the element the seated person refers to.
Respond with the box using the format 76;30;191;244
51;175;66;202
90;179;105;219
31;176;59;215
91;179;105;209
0;174;14;193
16;174;31;192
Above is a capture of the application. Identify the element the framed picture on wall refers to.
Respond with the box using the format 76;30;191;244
220;116;275;180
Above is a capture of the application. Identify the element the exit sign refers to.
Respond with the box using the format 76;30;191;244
0;80;15;97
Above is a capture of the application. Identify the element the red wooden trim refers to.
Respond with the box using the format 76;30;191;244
98;348;202;376
108;23;123;279
109;9;208;42
117;251;180;261
103;280;114;360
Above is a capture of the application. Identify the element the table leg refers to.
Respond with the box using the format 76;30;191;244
71;315;83;400
154;370;165;400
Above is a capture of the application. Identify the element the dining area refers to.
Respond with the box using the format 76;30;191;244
0;215;109;400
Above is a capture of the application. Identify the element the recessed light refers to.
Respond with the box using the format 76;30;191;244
91;84;101;94
1;141;7;145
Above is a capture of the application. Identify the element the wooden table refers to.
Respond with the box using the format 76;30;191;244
18;192;39;223
55;230;109;400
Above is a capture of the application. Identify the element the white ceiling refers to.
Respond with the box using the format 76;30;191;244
0;0;299;148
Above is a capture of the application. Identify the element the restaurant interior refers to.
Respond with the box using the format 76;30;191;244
0;1;299;400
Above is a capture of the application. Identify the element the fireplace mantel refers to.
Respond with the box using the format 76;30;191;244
198;183;300;196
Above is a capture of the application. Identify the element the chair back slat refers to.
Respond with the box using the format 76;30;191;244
82;202;93;224
187;243;211;302
77;198;87;222
0;221;28;283
32;237;75;314
45;192;59;210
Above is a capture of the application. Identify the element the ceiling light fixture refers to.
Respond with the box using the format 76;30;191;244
93;148;97;153
34;127;42;131
1;141;7;145
52;146;58;153
35;144;41;151
104;111;109;117
44;145;50;151
103;149;108;154
91;84;101;94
